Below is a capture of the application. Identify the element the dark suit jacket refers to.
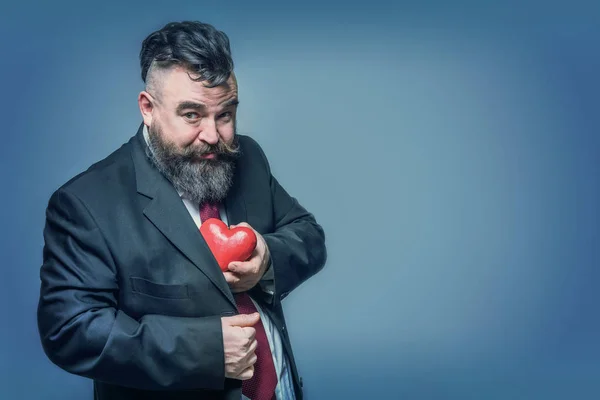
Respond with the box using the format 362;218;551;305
37;124;327;400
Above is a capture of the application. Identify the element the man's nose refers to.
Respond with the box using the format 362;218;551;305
199;118;219;145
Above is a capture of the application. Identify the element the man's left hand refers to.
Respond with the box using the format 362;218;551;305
224;222;270;293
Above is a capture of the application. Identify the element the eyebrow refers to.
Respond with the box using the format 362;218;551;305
176;98;239;113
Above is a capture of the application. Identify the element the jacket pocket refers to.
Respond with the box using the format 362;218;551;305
130;276;190;300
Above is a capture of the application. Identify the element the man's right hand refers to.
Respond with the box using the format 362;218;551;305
221;312;260;380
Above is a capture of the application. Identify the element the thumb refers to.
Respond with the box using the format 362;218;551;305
231;222;251;229
226;312;260;327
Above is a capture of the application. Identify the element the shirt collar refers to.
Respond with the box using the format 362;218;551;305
142;124;152;154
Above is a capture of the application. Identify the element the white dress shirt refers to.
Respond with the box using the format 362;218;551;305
142;126;296;399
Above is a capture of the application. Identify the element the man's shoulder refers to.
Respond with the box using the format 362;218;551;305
237;134;270;171
52;135;137;203
237;134;261;153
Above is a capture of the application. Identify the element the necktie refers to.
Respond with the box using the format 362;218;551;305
199;202;278;400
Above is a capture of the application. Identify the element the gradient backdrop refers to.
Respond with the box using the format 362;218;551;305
1;1;599;399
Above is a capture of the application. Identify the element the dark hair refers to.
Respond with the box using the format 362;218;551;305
140;21;234;88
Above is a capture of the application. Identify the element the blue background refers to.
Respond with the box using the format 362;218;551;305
1;0;599;399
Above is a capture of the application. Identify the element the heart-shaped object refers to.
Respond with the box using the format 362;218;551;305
200;218;257;272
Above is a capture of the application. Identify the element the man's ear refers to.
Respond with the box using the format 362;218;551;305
138;91;154;126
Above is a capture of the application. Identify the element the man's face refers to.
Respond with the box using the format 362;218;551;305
150;66;239;154
141;67;241;204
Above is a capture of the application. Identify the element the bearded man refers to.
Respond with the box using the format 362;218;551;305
37;21;327;400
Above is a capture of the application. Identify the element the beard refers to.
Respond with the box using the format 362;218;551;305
145;120;240;205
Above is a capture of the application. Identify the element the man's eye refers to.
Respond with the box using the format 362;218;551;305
218;112;232;121
184;112;199;119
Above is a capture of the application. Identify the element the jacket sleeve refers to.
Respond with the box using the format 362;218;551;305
37;187;225;391
251;140;328;303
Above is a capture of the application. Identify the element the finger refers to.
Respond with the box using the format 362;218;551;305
246;352;257;367
247;338;258;354
228;260;257;274
228;222;252;230
243;328;257;342
241;339;257;366
237;365;254;381
223;271;240;284
225;312;260;327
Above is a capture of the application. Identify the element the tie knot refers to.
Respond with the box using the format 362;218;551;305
199;202;221;223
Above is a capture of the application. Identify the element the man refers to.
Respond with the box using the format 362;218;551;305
37;21;327;400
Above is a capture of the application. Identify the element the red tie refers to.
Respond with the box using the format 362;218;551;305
199;202;278;400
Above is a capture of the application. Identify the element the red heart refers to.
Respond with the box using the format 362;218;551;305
200;218;257;272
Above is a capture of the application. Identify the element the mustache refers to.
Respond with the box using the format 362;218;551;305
181;136;241;160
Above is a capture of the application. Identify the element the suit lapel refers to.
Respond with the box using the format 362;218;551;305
130;124;237;308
